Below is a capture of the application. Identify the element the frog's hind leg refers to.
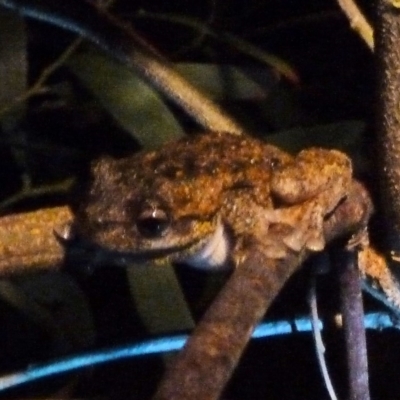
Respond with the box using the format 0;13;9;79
264;199;328;254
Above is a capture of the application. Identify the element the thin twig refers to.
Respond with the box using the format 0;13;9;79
0;38;83;118
338;250;370;400
0;178;74;211
308;276;338;400
337;0;374;50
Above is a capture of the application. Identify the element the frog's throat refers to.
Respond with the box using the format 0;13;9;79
183;220;229;270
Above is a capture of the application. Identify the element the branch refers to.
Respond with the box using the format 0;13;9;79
0;206;71;276
375;0;400;254
153;181;373;400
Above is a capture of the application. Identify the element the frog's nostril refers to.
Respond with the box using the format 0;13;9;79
136;207;170;238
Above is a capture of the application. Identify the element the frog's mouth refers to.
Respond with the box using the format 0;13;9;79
66;219;231;270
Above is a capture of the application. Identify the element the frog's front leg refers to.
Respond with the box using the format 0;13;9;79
268;148;353;253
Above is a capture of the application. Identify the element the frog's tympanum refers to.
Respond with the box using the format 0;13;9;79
72;132;352;270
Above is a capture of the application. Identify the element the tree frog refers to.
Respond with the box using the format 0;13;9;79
71;132;352;270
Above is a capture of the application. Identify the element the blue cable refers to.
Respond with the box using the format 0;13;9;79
0;311;396;392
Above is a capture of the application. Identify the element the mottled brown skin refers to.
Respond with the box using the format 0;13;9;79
73;132;352;269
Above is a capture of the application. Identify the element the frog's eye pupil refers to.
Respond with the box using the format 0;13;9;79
270;157;281;169
136;208;170;238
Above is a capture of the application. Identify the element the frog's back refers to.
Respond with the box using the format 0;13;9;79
87;132;291;220
135;132;289;183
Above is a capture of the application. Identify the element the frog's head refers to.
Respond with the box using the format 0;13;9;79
71;148;231;270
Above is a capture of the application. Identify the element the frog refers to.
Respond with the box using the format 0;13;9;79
70;131;353;270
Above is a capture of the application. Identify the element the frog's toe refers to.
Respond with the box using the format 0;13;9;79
283;204;326;253
264;242;291;259
283;229;306;252
283;227;325;253
304;232;325;252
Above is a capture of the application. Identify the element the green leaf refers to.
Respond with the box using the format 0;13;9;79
0;272;95;352
176;63;278;101
127;264;194;334
68;48;184;149
0;9;27;126
265;120;365;154
264;120;367;173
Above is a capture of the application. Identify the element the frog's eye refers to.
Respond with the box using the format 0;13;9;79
136;207;170;238
270;157;282;169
